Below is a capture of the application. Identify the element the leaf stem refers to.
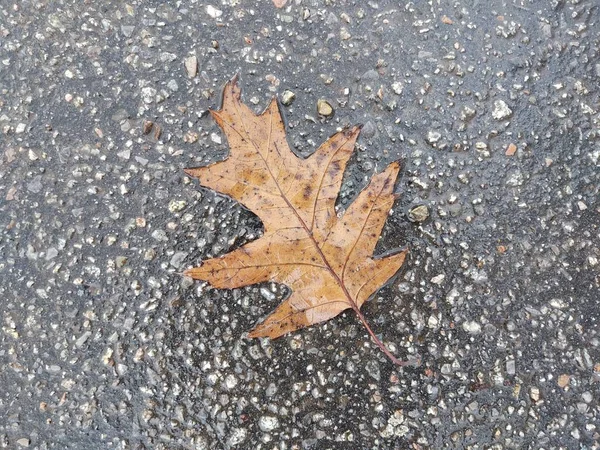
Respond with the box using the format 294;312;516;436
350;304;417;366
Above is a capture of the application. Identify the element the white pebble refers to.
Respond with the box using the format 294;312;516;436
462;320;482;334
206;5;222;18
492;100;512;120
258;415;279;432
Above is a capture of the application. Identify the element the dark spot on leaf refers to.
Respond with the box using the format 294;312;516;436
303;184;313;199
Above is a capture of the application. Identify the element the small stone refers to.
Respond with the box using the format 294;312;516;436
142;120;154;135
121;120;131;132
6;186;17;201
228;428;247;446
144;249;157;260
112;109;129;122
185;56;198;78
431;274;445;285
492;100;512;120
170;251;188;269
121;25;135;37
281;90;296;106
317;99;334;117
116;256;128;268
361;69;379;81
224;374;238;389
151;230;168;241
102;347;113;365
16;438;30;447
361;121;376;138
461;106;476;121
168;200;187;213
505;143;517;156
326;12;338;25
141;87;157;104
167;79;179;92
5;147;17;163
549;298;566;309
153;125;162;140
557;374;570;388
505;170;523;187
117;149;131;160
581;391;593;403
260;287;276;301
184;131;199;143
16;123;26;134
506;358;516;375
27;175;43;193
408;205;429;222
426;131;441;145
76;331;91;348
427;314;439;328
258;415;279;432
391;82;403;95
530;386;540;402
210;133;222;144
206;5;222;18
463;320;482;334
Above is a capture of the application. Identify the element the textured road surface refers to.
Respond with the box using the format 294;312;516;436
1;1;599;448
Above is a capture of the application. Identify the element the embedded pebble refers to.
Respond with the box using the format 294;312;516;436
492;100;513;120
317;99;334;117
185;56;198;78
141;87;157;104
391;81;403;95
258;415;279;432
206;5;222;18
408;205;429;222
27;175;43;193
281;89;295;106
426;131;441;145
170;251;188;269
168;200;187;213
462;321;482;334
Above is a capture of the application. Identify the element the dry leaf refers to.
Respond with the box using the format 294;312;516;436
185;77;410;364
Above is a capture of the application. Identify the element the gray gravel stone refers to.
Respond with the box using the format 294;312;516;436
170;251;188;269
26;175;42;193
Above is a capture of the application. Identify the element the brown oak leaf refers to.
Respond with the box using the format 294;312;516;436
185;77;410;364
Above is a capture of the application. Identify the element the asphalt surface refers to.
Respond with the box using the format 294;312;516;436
1;1;599;449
